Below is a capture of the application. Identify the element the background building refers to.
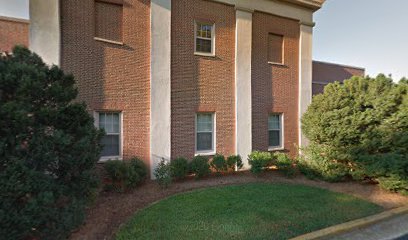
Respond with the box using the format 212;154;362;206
0;15;29;52
312;60;365;95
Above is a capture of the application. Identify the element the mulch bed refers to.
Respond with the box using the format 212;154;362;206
69;171;408;240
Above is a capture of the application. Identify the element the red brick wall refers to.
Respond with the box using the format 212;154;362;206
251;12;300;157
0;16;29;52
171;0;236;159
60;0;151;165
312;61;365;95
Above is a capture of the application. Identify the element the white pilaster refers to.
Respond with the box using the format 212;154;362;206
298;23;314;149
150;0;172;178
235;8;253;169
29;0;61;66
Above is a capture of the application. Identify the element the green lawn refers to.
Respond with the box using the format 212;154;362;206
116;183;383;240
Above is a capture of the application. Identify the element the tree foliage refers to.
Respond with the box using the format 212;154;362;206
0;46;103;239
301;75;408;194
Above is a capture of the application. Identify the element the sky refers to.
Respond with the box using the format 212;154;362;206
314;0;408;81
0;0;407;80
0;0;28;19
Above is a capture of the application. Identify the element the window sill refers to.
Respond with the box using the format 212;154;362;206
194;52;216;57
195;151;216;157
94;37;124;46
268;62;286;67
98;156;123;163
268;147;284;152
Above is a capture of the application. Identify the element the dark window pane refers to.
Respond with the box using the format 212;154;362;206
99;113;120;134
268;115;281;130
101;135;120;157
269;130;281;147
196;38;212;53
197;132;213;151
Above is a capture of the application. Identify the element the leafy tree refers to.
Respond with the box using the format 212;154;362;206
301;75;408;194
0;46;103;239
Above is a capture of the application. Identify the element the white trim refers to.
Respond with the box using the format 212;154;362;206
150;0;172;179
195;113;217;156
268;113;284;151
94;111;123;162
235;9;253;169
194;21;216;57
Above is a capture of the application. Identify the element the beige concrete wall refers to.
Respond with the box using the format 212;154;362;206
29;0;60;65
235;8;253;168
150;0;172;178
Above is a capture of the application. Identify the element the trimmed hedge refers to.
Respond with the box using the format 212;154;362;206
189;156;211;179
104;158;147;192
248;151;274;174
170;157;189;179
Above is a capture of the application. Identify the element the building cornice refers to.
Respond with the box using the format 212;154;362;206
281;0;325;11
0;15;30;24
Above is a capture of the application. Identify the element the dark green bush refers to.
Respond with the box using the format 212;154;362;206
211;154;227;173
274;152;296;178
130;157;148;180
154;159;172;188
189;156;211;179
301;75;408;192
170;157;189;179
226;155;244;171
248;151;274;174
297;144;350;182
0;47;102;240
104;158;147;192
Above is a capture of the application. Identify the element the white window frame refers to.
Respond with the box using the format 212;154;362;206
94;111;123;162
195;113;216;156
268;113;284;151
194;21;216;57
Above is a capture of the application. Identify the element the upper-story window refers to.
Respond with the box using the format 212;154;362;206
195;22;215;56
95;0;123;43
268;33;284;64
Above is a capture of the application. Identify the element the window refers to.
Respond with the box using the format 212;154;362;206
196;113;215;154
268;33;284;64
195;22;215;56
268;114;283;149
95;0;123;43
97;112;121;159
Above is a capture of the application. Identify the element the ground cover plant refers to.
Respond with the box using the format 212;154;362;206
116;183;382;240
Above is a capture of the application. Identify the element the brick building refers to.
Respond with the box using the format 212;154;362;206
29;0;325;177
312;60;365;95
0;16;29;52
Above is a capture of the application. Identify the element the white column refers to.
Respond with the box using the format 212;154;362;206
235;8;253;169
150;0;172;178
298;23;314;149
29;0;61;66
